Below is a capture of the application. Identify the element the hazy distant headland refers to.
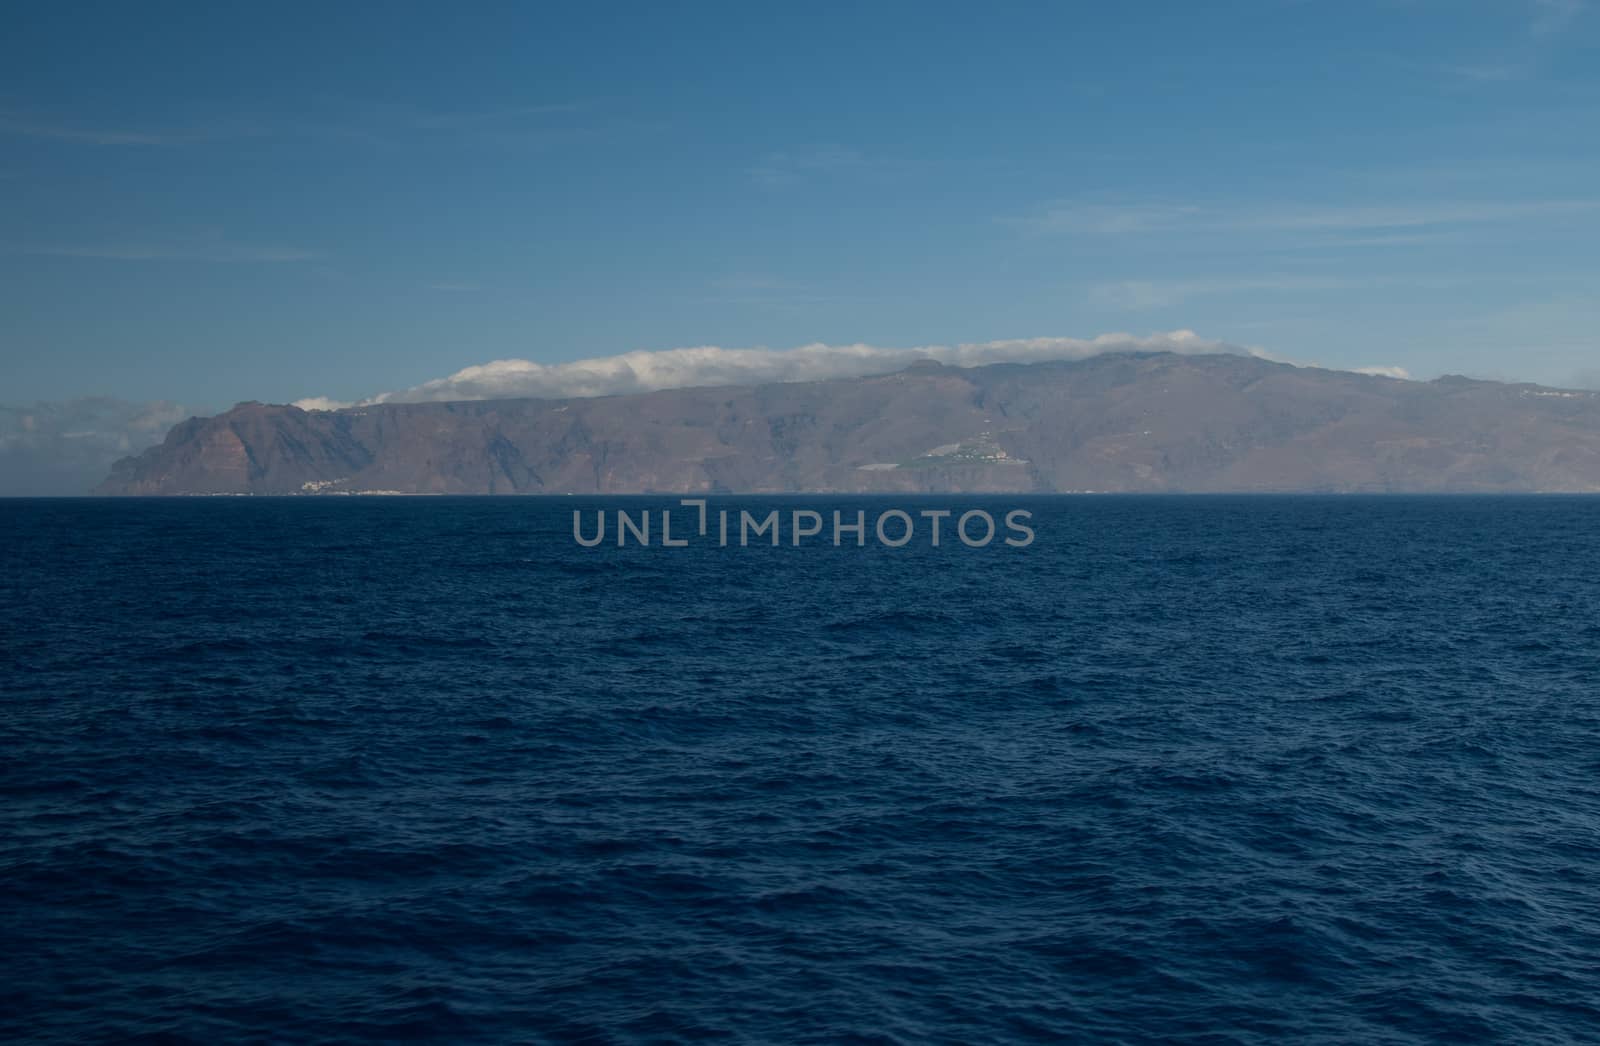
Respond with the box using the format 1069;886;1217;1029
97;352;1600;496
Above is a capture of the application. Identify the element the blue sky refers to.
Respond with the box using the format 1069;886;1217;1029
3;0;1598;411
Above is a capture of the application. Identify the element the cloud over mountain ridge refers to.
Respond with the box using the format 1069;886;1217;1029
291;330;1362;411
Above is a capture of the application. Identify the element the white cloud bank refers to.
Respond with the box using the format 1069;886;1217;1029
299;330;1410;410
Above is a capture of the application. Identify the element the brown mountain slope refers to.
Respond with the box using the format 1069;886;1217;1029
97;353;1600;494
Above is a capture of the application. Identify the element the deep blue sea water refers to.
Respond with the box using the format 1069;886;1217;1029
4;496;1600;1044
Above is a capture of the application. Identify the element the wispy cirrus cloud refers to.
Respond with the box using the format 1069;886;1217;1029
748;145;870;187
21;242;318;263
1294;231;1456;249
261;98;659;151
1434;60;1528;82
0;114;190;146
406;102;583;130
1530;0;1585;38
689;274;849;309
1087;277;1364;310
0;99;619;151
1419;0;1588;81
1011;198;1600;237
1085;272;1495;310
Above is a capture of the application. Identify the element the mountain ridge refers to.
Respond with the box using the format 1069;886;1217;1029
96;353;1600;495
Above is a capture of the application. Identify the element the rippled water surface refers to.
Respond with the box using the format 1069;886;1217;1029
5;496;1600;1044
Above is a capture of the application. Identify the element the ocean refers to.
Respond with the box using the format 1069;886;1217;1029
4;495;1600;1044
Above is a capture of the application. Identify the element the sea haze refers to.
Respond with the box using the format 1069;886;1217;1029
4;496;1600;1043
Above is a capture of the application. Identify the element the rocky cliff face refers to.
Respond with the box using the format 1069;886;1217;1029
97;353;1600;494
